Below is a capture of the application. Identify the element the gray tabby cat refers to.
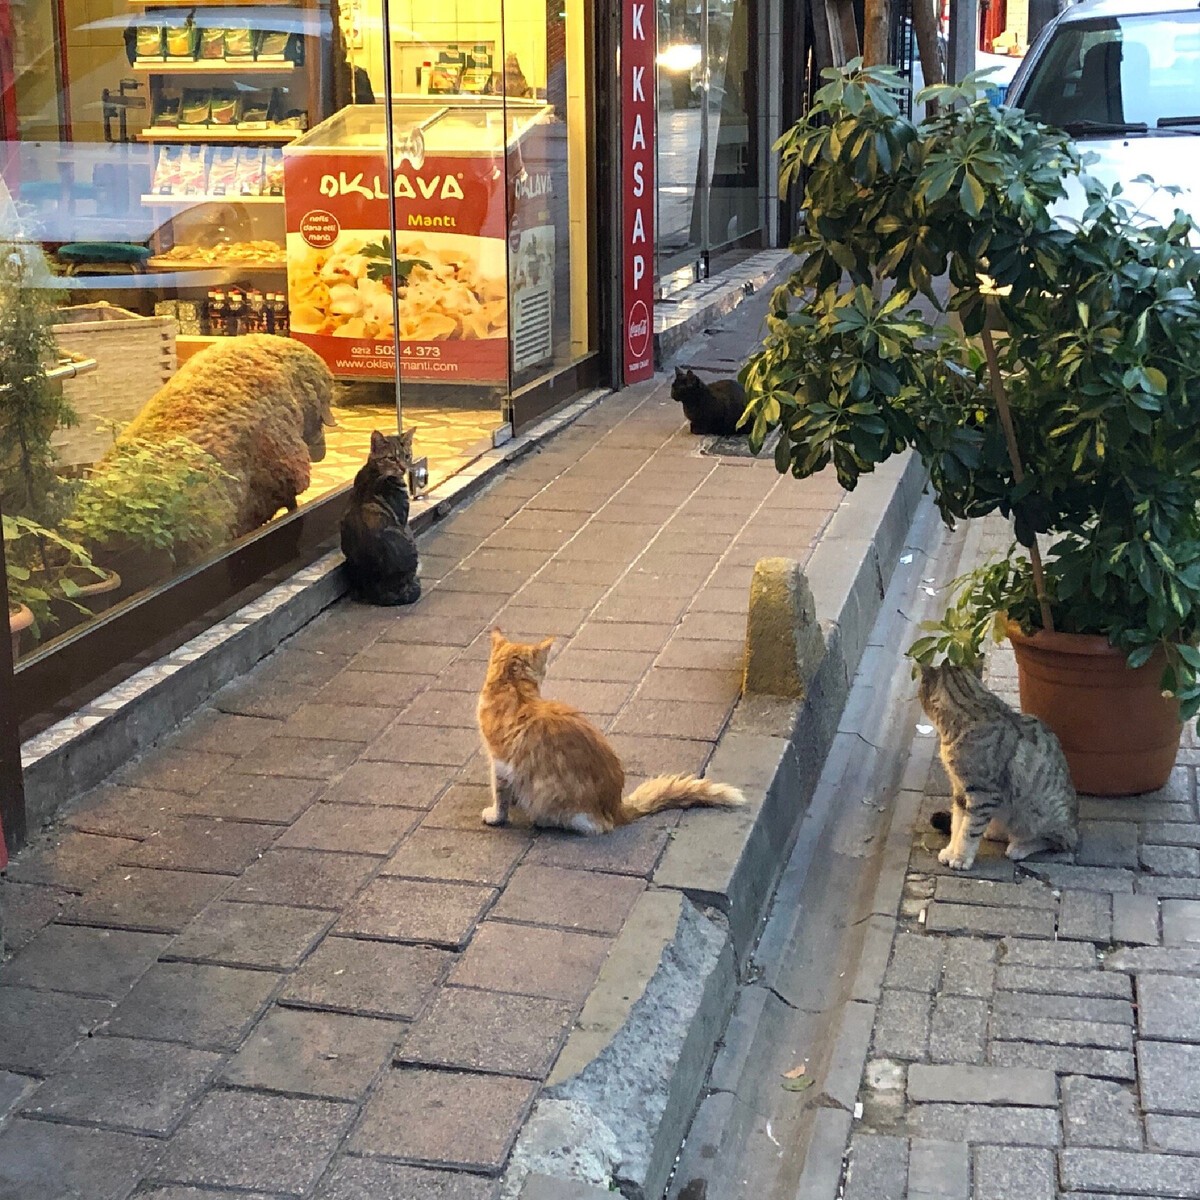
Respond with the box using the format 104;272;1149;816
918;663;1078;872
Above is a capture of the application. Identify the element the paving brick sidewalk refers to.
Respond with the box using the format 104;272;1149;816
844;522;1200;1200
0;312;846;1196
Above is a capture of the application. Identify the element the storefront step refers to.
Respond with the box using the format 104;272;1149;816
17;388;610;835
654;249;794;369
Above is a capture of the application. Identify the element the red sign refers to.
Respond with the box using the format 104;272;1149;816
622;0;655;384
282;149;511;383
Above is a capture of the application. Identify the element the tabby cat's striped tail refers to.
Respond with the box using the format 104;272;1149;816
622;774;745;821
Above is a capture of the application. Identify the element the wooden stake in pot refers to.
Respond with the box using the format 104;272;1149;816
981;304;1055;634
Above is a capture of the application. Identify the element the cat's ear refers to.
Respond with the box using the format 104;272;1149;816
490;627;507;651
370;430;387;454
400;427;416;455
674;366;684;380
532;637;554;672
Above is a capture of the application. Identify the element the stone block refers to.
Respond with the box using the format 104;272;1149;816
972;1146;1055;1200
397;987;574;1078
1059;1148;1200;1198
100;960;276;1049
1022;864;1134;893
908;1139;969;1200
117;748;234;795
1112;894;1160;946
934;877;1057;910
314;1159;499;1199
999;937;1097;968
491;865;644;936
350;1068;536;1172
280;936;451;1020
320;760;457;808
1140;845;1200;877
232;736;363;779
524;819;674;878
844;1133;908;1200
1146;1114;1200;1153
1142;823;1200;848
926;902;1055;939
184;773;322;825
150;1089;354;1195
382;828;531;887
940;937;996;997
1062;1077;1143;1149
0;987;111;1074
63;867;228;934
166;900;331;970
995;965;1131;998
222;1007;400;1100
4;829;138;890
929;996;987;1064
991;1040;1135;1081
742;558;824;698
0;923;170;1000
1059;890;1113;942
226;849;378;910
989;1013;1132;1050
276;803;421;855
0;1118;157;1200
885;932;943;992
1162;899;1200;946
907;1064;1056;1106
450;922;613;1003
21;1035;220;1135
910;1103;1061;1146
1075;821;1139;868
993;990;1134;1025
284;702;396;743
1138;1040;1200;1113
1137;974;1200;1042
335;878;495;949
874;990;931;1061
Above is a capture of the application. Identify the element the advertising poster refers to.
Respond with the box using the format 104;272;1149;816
283;147;510;383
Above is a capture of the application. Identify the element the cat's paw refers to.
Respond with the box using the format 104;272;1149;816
481;806;507;827
938;846;975;870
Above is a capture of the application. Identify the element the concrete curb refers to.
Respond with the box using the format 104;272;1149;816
506;449;928;1200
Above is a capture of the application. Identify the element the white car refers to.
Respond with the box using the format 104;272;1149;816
1007;0;1200;224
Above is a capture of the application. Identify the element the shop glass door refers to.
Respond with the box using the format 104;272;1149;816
655;0;759;287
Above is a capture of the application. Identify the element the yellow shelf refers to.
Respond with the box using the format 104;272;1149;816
129;0;298;6
138;127;299;143
141;193;284;206
133;60;297;75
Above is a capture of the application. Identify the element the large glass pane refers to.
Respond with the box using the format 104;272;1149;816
1;0;406;666
656;0;703;276
705;0;758;253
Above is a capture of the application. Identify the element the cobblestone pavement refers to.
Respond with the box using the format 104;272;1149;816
845;527;1200;1199
0;299;846;1198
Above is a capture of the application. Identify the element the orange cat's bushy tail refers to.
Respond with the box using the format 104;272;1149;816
621;774;746;821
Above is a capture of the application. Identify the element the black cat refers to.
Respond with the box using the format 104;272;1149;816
340;429;421;606
671;367;748;436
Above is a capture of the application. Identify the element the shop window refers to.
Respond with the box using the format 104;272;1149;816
0;0;595;677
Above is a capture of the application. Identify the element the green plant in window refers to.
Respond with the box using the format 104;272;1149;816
0;239;75;520
67;434;237;567
3;512;103;634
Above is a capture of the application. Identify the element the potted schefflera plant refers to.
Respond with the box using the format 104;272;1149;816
742;62;1200;795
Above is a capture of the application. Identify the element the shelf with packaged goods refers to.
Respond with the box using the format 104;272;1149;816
148;256;287;272
138;126;299;143
133;60;298;75
141;193;285;207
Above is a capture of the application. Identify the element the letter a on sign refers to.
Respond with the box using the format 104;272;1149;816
621;0;655;384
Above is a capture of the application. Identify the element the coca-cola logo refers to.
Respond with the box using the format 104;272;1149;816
627;299;650;359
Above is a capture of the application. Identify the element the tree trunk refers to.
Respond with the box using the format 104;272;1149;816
912;0;945;99
862;0;892;67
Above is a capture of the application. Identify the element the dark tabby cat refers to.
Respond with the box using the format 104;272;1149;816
340;429;421;606
918;663;1078;871
672;367;747;436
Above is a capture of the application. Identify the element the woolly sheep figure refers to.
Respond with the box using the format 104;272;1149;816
114;334;336;537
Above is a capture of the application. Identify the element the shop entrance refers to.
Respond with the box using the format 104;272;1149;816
654;0;762;289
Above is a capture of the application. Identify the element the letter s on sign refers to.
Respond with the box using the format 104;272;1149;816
633;161;644;198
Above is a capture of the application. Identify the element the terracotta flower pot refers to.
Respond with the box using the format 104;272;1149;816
8;602;32;663
47;567;123;634
1007;621;1183;796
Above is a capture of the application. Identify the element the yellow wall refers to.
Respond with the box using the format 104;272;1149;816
68;0;135;144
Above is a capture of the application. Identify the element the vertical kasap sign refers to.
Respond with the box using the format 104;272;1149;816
622;0;655;384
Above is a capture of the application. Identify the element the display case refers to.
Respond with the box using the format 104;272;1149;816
132;0;326;361
282;98;556;384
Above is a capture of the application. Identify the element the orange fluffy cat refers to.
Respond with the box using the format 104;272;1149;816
477;629;745;834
